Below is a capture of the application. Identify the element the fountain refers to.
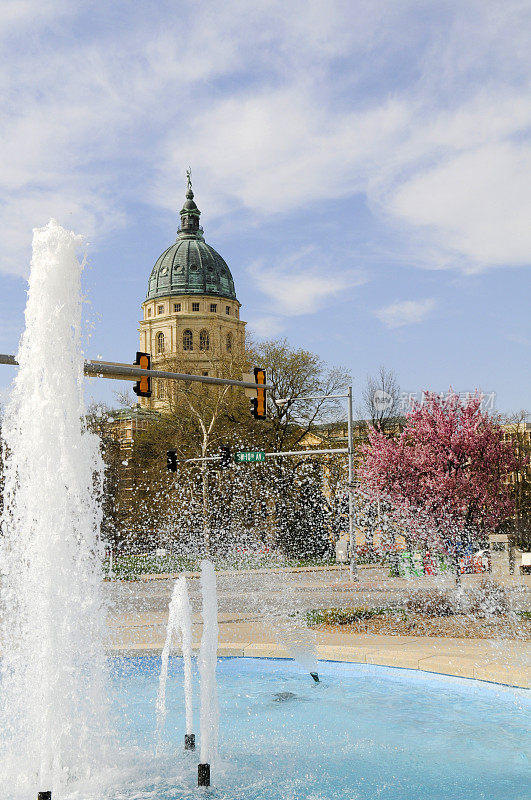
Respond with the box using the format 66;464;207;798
197;560;219;786
157;562;219;786
156;574;194;750
0;221;109;797
0;220;529;800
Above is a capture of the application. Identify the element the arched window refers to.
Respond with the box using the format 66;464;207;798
226;332;232;353
183;329;193;351
199;329;210;351
156;331;165;354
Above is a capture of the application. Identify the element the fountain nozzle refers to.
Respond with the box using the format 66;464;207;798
184;733;196;750
198;763;211;786
310;671;320;683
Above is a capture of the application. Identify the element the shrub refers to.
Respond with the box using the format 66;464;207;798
306;607;398;626
466;580;511;618
404;590;461;617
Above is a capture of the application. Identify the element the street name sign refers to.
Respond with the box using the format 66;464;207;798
234;451;266;464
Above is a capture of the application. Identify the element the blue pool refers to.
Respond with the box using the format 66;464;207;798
108;656;529;800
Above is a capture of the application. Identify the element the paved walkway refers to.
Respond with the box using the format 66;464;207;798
108;610;530;689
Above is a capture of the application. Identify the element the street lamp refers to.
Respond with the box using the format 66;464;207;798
274;387;358;581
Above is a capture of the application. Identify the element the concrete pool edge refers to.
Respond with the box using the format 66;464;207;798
107;642;529;690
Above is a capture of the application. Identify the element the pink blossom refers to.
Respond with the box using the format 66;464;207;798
359;391;525;550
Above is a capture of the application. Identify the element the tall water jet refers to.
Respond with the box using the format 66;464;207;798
156;574;194;749
198;560;219;786
0;221;109;796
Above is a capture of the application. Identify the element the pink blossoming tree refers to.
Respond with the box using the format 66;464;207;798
359;392;523;580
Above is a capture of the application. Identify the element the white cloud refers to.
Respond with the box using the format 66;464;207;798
1;0;530;277
505;332;531;348
153;88;410;217
376;298;435;328
387;140;531;271
0;0;71;35
0;187;126;278
249;248;367;317
246;315;285;338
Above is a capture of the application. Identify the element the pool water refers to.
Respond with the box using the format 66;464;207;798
108;657;529;800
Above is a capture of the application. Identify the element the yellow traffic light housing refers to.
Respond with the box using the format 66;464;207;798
133;352;152;398
167;450;177;472
251;367;267;420
220;446;232;468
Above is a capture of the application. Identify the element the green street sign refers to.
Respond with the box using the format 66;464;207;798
234;450;266;464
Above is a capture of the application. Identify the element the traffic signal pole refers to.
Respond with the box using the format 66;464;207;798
0;354;272;392
168;447;349;467
346;386;358;581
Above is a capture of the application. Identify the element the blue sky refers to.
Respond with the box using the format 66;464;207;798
0;0;530;415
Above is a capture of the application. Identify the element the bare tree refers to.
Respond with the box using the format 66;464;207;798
105;338;351;558
252;338;350;452
361;366;402;435
130;347;250;553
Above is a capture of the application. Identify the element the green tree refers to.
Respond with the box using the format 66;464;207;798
249;338;350;557
85;403;123;548
106;337;350;560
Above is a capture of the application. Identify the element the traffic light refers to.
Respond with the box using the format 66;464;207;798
133;352;152;398
167;450;178;472
250;367;267;420
220;446;231;468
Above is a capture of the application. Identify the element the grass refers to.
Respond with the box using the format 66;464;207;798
104;552;336;580
105;553;197;580
306;607;404;626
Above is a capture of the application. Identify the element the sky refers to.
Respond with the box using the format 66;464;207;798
0;0;530;416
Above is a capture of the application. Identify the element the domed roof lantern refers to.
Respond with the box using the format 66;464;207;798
178;168;203;239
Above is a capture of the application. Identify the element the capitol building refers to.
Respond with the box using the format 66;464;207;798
111;174;247;444
139;174;246;408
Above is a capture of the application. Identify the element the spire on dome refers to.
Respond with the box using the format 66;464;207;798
178;168;203;239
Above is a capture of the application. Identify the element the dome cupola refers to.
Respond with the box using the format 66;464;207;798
145;171;237;302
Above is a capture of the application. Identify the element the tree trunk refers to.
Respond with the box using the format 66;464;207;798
202;463;209;556
454;538;461;586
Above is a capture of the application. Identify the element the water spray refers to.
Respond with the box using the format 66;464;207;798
156;575;195;751
198;560;219;787
0;220;108;792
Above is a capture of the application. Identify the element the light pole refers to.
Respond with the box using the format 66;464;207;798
275;388;358;581
346;386;357;581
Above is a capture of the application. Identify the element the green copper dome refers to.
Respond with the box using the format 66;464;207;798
146;175;237;302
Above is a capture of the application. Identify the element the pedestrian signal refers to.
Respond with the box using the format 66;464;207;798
133;352;152;398
167;450;178;472
250;367;267;420
220;446;232;468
